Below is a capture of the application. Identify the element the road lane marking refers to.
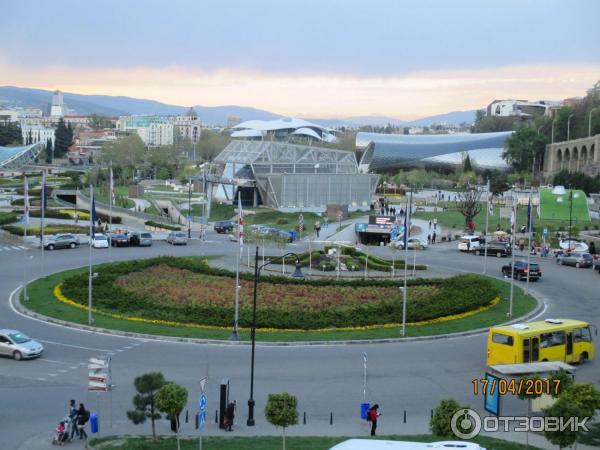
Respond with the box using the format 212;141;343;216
40;359;76;365
37;339;112;352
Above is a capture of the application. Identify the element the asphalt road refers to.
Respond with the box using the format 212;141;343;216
0;232;599;450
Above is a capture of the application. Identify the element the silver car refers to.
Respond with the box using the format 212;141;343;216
556;252;593;268
167;231;188;245
0;329;44;360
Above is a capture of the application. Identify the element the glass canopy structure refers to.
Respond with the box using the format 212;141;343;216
0;143;43;170
214;140;378;208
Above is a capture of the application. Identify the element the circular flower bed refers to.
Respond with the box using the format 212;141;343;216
60;257;500;330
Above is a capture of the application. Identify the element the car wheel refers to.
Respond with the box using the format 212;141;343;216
579;352;589;364
69;242;76;249
13;351;22;361
48;244;55;250
575;262;580;268
557;259;563;265
497;252;502;257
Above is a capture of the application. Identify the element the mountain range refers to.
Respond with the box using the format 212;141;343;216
0;86;476;127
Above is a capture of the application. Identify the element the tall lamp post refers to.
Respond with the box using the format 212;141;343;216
567;114;574;142
187;176;192;238
247;248;304;426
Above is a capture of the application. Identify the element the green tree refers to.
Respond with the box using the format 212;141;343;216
0;122;23;146
101;134;146;183
196;129;231;161
54;118;72;158
155;383;188;450
430;398;464;437
463;154;473;172
542;399;584;449
503;126;548;173
89;114;114;129
547;368;574;398
264;392;298;450
558;382;600;418
456;188;483;229
472;115;519;133
45;138;53;164
126;372;167;442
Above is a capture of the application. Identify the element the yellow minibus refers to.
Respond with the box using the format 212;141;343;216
487;319;596;366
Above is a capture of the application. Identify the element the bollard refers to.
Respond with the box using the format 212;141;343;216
330;412;333;425
430;409;433;419
195;413;199;430
215;410;218;423
303;411;306;425
185;410;189;423
403;410;406;423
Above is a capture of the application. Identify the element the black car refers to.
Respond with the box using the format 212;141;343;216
472;241;511;257
111;234;129;247
214;220;235;234
501;261;542;281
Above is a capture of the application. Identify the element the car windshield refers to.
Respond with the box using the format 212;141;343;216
175;233;186;237
95;236;107;241
116;234;126;238
141;233;151;238
9;332;31;344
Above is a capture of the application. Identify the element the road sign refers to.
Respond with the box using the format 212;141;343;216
199;393;207;430
200;376;207;393
543;227;548;237
199;393;207;412
88;356;111;392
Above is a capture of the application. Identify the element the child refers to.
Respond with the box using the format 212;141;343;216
54;421;67;445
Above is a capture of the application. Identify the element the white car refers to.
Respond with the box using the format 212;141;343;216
90;233;109;248
392;238;428;250
458;235;482;252
0;329;44;360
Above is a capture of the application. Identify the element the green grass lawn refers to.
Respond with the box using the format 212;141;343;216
90;434;542;450
539;187;590;221
82;187;135;209
23;265;537;342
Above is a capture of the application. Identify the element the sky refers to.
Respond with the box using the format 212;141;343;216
2;0;599;119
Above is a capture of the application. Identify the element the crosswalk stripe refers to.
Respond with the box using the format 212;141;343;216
11;246;22;250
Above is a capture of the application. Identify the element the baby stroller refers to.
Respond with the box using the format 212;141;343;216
52;418;71;446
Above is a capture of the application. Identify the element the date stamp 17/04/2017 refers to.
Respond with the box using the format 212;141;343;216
472;378;561;397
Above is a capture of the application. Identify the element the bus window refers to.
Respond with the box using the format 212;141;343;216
540;331;565;348
523;338;530;362
532;337;539;361
492;333;513;346
574;327;592;343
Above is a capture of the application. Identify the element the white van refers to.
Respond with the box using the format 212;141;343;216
329;439;486;450
457;235;481;252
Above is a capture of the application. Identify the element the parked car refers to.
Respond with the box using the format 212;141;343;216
472;240;511;257
457;235;482;252
0;329;44;360
129;232;153;247
44;234;79;250
501;261;542;281
110;234;130;247
89;233;109;249
556;252;594;268
167;231;188;245
266;228;294;242
392;238;428;250
214;220;235;234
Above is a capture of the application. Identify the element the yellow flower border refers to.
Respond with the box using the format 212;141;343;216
53;283;500;333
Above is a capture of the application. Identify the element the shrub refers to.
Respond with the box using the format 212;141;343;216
276;218;288;225
144;220;181;231
430;398;465;437
0;212;18;226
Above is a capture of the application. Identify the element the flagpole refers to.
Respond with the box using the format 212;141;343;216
88;184;94;326
401;187;412;337
508;194;516;319
23;175;29;301
108;162;113;261
40;169;46;277
483;179;490;275
525;190;533;294
231;191;242;340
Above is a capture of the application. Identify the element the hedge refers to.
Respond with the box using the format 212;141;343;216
1;224;89;236
0;212;18;226
26;209;122;224
144;220;181;231
60;257;499;330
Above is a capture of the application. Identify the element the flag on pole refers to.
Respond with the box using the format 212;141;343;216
109;166;115;203
23;176;30;224
510;204;516;235
238;193;244;246
488;196;494;216
403;191;412;249
527;196;533;233
91;193;97;236
41;170;47;212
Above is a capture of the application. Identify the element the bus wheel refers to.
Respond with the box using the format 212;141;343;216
579;352;589;364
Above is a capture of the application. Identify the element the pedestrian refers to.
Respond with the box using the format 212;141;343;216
384;204;389;215
467;239;471;252
324;217;329;229
73;213;79;224
76;403;89;440
367;404;381;436
433;217;437;230
225;400;236;431
432;231;436;244
427;234;431;245
315;221;321;238
400;208;404;216
428;220;432;230
589;241;596;255
447;229;452;242
68;399;79;440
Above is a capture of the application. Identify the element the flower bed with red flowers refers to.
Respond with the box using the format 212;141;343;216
60;256;499;330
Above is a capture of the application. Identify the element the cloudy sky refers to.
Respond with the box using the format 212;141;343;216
2;0;599;119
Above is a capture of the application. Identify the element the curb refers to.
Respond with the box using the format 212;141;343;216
12;274;545;346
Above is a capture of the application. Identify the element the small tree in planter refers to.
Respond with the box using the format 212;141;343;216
265;392;298;450
430;398;465;437
126;372;167;442
155;383;188;450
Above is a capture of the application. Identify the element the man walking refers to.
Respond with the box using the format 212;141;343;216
367;404;381;436
68;399;79;440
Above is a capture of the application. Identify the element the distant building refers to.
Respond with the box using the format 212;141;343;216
173;107;201;144
226;116;242;128
50;90;66;118
64;115;91;128
587;80;600;98
116;115;174;147
486;99;558;118
20;124;55;147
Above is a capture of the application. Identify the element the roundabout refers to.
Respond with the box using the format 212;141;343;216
1;234;599;450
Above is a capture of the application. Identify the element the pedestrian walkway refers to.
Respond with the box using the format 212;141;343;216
0;243;28;252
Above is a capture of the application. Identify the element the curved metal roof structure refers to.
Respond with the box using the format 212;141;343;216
232;117;337;143
357;131;512;171
0;143;43;169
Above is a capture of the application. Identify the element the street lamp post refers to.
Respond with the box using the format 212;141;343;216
568;187;573;250
187;177;192;239
247;248;304;426
567;114;574;142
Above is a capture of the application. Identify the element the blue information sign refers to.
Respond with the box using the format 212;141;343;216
483;372;501;416
199;393;207;429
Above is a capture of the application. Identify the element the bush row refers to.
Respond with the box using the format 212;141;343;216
60;257;499;329
144;220;181;231
0;212;18;226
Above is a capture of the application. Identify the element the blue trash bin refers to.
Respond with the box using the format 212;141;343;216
90;413;98;434
361;402;370;420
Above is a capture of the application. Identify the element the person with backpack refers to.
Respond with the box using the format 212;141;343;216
76;403;90;439
225;400;236;431
68;399;79;440
366;404;381;436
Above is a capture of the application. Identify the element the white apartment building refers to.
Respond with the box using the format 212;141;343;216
173;107;201;143
21;125;56;147
116;116;174;147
